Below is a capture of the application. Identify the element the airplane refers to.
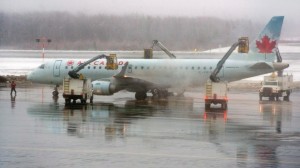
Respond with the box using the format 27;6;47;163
27;16;289;100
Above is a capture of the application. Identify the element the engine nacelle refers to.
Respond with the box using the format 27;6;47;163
92;81;116;95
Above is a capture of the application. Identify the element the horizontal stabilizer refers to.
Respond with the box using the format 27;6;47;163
249;62;273;69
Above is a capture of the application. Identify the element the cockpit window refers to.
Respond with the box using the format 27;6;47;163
38;64;45;69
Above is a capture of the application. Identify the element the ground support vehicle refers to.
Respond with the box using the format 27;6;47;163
259;74;293;101
205;37;248;110
205;80;228;110
62;77;93;105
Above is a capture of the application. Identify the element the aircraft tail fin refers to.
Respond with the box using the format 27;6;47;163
248;16;284;61
230;16;284;61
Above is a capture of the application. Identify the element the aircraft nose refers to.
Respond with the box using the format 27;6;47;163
273;62;289;71
26;71;34;81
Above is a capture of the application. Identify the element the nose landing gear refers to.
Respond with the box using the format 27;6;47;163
52;84;59;97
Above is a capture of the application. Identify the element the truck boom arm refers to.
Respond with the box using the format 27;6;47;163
210;37;249;82
210;42;240;82
68;54;109;79
151;40;176;59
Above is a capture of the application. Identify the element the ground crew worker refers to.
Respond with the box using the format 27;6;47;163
10;81;16;95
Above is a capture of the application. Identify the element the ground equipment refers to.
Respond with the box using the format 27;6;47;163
259;73;293;101
205;37;249;110
63;54;119;104
205;80;228;110
63;77;93;104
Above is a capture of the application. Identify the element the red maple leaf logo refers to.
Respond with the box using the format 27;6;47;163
67;60;74;66
256;35;276;53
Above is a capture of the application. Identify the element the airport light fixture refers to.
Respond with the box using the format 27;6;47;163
36;37;51;60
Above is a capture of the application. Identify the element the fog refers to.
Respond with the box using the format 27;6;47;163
1;0;300;50
1;0;299;21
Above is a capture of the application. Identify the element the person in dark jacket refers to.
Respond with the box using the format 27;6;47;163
10;81;16;95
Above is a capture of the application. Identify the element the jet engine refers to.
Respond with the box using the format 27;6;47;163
92;81;116;95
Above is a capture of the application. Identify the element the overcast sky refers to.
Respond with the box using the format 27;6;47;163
1;0;299;37
1;0;299;20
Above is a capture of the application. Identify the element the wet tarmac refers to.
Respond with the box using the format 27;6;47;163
1;86;300;168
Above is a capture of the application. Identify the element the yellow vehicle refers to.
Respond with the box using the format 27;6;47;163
238;37;249;53
105;54;118;70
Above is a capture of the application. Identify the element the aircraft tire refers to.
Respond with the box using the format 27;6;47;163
286;90;290;101
81;99;86;104
259;95;262;101
52;91;59;97
90;96;93;104
205;104;210;110
135;92;147;100
65;99;71;105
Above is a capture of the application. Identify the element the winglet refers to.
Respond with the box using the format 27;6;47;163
114;62;129;77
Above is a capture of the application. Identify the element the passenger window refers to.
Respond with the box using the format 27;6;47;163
65;66;68;69
94;66;96;69
88;66;90;69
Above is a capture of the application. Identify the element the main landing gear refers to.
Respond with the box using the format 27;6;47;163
52;84;59;97
151;88;169;99
134;88;173;101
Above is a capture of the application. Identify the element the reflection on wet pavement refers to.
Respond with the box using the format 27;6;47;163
0;86;300;167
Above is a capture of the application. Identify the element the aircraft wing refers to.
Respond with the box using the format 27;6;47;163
92;62;170;97
113;76;170;93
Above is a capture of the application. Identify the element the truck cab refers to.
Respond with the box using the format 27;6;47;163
259;74;293;101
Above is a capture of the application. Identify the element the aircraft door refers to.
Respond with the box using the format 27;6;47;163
53;60;62;77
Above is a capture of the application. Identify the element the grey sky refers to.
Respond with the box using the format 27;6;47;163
1;0;299;20
1;0;299;37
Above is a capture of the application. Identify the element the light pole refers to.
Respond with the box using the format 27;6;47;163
36;37;51;61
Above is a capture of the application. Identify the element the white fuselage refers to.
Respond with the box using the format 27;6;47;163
27;58;279;89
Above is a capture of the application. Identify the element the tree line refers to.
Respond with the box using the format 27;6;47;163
0;12;261;51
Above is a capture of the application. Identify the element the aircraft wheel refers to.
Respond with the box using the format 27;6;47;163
151;89;159;99
284;95;290;101
286;90;290;101
159;90;168;98
65;99;71;104
135;92;147;100
259;94;262;101
222;102;227;110
90;95;93;104
81;99;86;104
205;103;210;110
52;90;59;97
